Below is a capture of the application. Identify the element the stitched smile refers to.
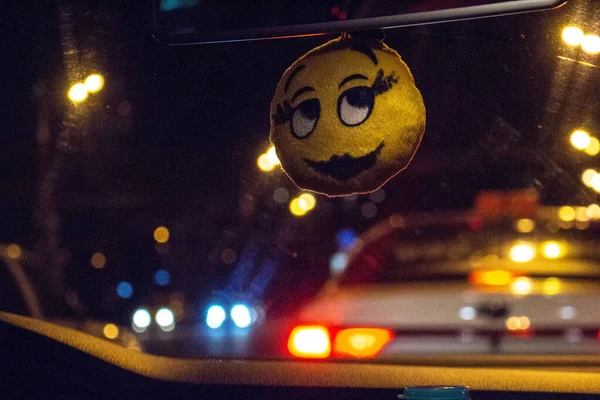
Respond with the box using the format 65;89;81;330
303;142;384;181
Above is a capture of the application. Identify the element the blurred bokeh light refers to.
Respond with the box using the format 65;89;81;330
571;130;591;150
511;277;532;295
206;305;226;329
582;169;597;187
6;244;21;259
132;308;151;331
84;73;105;93
154;226;170;243
541;241;564;259
103;323;119;339
67;83;88;103
515;218;535;233
91;252;106;269
116;281;133;298
558;206;576;221
582;34;600;55
562;26;584;46
509;243;535;263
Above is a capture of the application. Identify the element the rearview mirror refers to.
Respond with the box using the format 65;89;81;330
150;0;565;45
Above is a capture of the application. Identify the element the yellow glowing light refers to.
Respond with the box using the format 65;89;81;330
571;130;591;150
509;243;535;263
265;146;280;166
558;206;576;221
592;175;600;192
68;83;88;103
562;27;584;46
511;277;532;295
575;207;588;222
6;244;22;259
515;218;535;233
153;226;170;243
257;154;276;172
469;270;513;286
541;241;564;259
587;204;600;219
543;277;561;296
582;169;597;187
582;34;600;55
103;323;119;339
91;252;106;269
289;197;308;217
506;316;520;331
299;193;316;211
585;137;600;156
505;315;531;331
84;74;105;93
519;316;531;330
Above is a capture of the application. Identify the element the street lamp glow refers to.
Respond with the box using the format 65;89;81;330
84;74;105;93
562;27;584;46
6;244;22;259
558;206;576;221
584;137;600;156
515;218;535;233
541;241;564;259
582;34;600;55
103;323;119;339
257;153;277;172
265;146;280;166
511;277;532;295
509;243;535;263
582;169;597;187
592;175;600;192
299;193;316;211
154;226;170;243
587;204;600;219
289;197;308;216
132;308;151;329
543;277;561;296
571;130;591;150
68;83;88;103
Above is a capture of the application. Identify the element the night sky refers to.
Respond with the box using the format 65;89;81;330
1;0;600;325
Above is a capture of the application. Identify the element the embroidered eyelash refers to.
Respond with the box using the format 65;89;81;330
372;69;398;95
273;100;293;124
273;69;397;125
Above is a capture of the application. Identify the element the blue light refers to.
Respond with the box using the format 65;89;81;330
116;281;133;299
160;0;179;11
330;252;348;275
154;269;171;286
231;304;251;328
160;0;198;11
336;229;358;251
206;305;226;329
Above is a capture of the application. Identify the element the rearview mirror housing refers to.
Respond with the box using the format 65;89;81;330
149;0;566;45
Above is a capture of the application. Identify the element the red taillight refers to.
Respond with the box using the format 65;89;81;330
287;325;393;359
287;325;331;358
333;328;393;358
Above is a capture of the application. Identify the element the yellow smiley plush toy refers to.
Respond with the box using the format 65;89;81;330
270;35;425;197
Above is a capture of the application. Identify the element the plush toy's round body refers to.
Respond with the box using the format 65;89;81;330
270;37;426;197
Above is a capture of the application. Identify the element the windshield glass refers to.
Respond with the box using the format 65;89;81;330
4;0;600;361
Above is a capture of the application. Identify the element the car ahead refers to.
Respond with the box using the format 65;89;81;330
292;194;600;358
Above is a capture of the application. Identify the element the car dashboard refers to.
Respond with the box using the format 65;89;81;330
2;312;600;399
